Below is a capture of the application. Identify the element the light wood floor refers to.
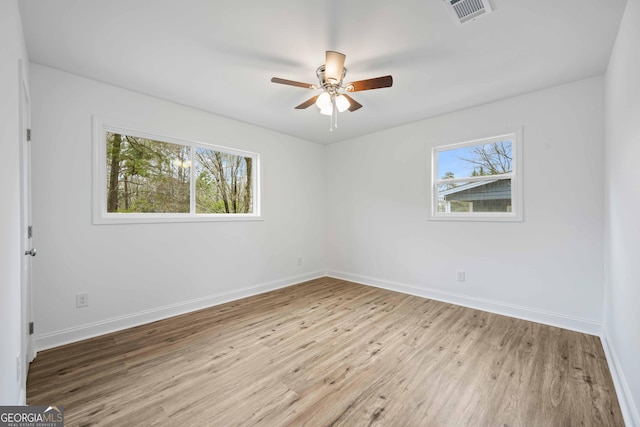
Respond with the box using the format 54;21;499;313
28;278;624;426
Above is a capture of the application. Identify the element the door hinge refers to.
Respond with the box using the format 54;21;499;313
26;128;31;142
28;225;33;239
29;322;34;335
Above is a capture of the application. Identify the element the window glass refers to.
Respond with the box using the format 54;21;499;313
431;131;521;221
94;118;260;224
437;179;512;213
106;133;191;213
436;140;512;179
194;147;253;214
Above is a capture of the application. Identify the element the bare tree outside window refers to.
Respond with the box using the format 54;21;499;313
462;141;512;176
195;148;253;214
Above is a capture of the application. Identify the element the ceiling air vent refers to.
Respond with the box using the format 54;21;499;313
444;0;493;25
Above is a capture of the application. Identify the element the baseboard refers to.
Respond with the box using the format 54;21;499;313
27;337;36;362
601;328;640;427
34;271;325;352
327;270;602;336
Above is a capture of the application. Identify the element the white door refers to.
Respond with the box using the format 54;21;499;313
19;61;35;403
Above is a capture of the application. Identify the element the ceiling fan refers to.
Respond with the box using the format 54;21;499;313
271;51;393;131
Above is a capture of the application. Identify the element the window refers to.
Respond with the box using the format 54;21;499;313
93;118;260;223
430;130;522;221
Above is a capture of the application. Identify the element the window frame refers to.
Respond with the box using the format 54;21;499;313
92;117;261;224
429;129;523;222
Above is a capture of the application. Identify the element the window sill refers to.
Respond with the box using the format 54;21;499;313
93;214;263;225
428;212;523;222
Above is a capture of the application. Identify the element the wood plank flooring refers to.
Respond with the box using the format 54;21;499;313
27;277;624;426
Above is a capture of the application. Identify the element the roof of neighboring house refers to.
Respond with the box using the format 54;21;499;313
441;179;511;202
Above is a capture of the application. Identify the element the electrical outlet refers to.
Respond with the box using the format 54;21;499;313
457;270;466;282
76;293;89;308
297;257;302;266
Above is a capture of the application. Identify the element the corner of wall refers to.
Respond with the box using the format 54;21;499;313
601;327;640;427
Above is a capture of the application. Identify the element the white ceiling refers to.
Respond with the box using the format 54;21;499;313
19;0;626;144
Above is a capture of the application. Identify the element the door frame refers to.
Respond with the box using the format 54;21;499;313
19;59;35;404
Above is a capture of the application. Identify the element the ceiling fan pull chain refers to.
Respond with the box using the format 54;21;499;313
328;94;334;131
333;95;338;129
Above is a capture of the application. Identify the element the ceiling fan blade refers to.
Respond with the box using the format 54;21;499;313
295;96;319;109
325;51;346;82
347;75;393;92
341;94;362;112
271;77;315;89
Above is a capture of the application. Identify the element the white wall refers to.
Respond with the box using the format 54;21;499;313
604;0;640;424
30;64;326;350
326;77;605;334
0;0;29;405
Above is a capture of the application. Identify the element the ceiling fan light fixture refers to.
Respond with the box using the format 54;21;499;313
336;94;350;113
315;92;332;110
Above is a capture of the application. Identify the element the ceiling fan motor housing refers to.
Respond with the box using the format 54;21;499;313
316;65;347;94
